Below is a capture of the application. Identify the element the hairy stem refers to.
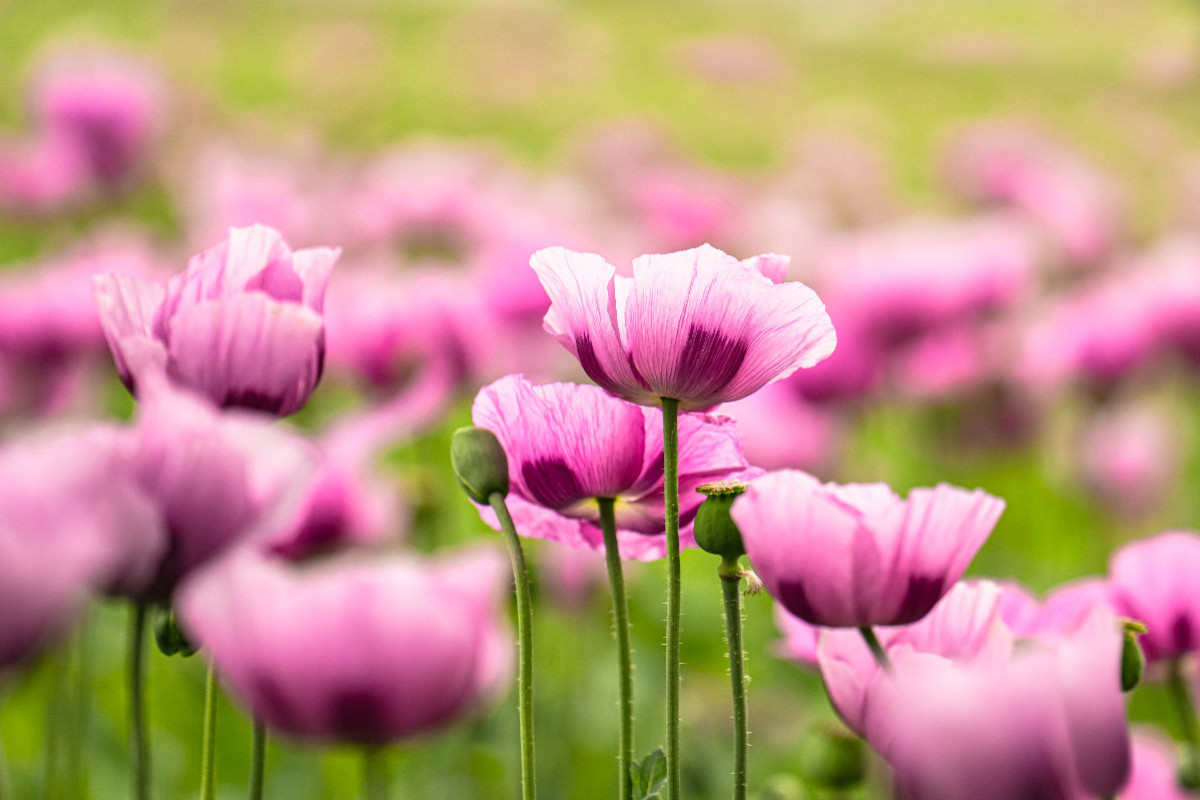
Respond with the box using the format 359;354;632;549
661;396;682;800
598;496;633;800
489;492;536;800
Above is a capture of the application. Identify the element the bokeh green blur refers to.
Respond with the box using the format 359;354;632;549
2;0;1200;797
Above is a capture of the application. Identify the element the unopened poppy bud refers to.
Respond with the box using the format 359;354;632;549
153;606;196;658
695;481;748;560
798;726;865;790
451;427;509;503
1120;619;1146;692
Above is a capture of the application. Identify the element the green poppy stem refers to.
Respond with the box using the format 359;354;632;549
661;396;681;800
199;663;218;800
488;492;536;800
1168;659;1200;785
598;496;633;800
249;717;265;800
858;626;891;671
363;747;388;800
719;564;748;800
129;602;150;800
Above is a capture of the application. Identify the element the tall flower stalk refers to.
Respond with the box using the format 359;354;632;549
694;482;756;800
661;397;682;799
199;664;218;800
129;602;150;800
597;497;633;800
488;493;536;800
452;426;536;800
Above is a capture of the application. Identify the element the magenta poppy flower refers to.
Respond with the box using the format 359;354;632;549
30;48;162;188
94;225;338;415
471;374;753;560
0;130;89;215
1080;404;1177;517
265;421;409;561
1109;531;1200;663
0;424;163;670
732;470;1004;627
177;546;512;746
875;609;1130;800
813;581;1015;737
813;218;1034;349
531;244;836;409
123;379;316;600
944;124;1123;264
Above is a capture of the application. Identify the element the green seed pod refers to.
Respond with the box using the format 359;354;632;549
451;427;510;503
798;726;865;790
1120;619;1146;693
694;481;748;560
153;606;196;658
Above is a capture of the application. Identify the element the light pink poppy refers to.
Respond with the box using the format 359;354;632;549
1109;531;1200;663
94;225;338;415
1080;404;1177;517
177;546;512;745
472;374;753;560
812;581;1015;736
732;470;1004;627
813;218;1035;349
30;48;162;188
0;130;89;215
944;124;1123;265
122;379;316;600
532;244;835;409
0;424;163;671
875;609;1130;800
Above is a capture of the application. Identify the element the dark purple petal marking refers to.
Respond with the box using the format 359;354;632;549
576;334;650;393
222;389;289;415
672;326;747;400
575;335;610;388
776;579;821;625
273;502;347;560
521;457;586;509
892;574;946;625
331;686;390;744
1171;613;1195;655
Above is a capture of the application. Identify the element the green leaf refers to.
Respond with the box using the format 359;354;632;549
630;748;667;799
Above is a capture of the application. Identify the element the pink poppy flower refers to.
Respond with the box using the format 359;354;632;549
812;581;1015;736
266;420;410;561
177;546;512;746
531;244;835;409
0;424;163;671
30;48;162;188
1080;404;1177;517
122;380;316;600
471;374;753;560
94;225;338;415
944;124;1123;265
0;130;89;215
732;470;1004;627
1018;269;1166;392
813;218;1034;349
875;609;1130;800
1109;531;1200;663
